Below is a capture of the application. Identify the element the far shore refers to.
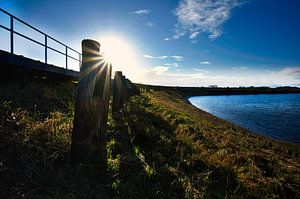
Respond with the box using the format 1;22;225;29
135;83;300;97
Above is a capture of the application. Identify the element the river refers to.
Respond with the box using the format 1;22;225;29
189;93;300;143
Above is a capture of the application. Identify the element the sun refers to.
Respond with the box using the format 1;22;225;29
98;35;139;75
94;33;145;83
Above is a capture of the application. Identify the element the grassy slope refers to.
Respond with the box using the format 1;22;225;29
131;91;300;198
0;81;299;198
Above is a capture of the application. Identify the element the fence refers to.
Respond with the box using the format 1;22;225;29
112;71;139;114
0;8;81;70
0;9;139;165
71;39;138;165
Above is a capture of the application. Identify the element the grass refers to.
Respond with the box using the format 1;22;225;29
127;91;300;198
0;80;299;198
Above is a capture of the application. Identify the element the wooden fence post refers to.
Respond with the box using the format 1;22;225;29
112;71;139;114
112;71;123;114
121;75;129;105
125;78;138;96
71;39;111;165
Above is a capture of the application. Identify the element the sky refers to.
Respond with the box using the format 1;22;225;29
0;0;300;87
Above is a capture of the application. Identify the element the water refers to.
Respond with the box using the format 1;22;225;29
189;93;300;143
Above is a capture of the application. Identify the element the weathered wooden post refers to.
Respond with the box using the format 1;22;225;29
112;72;139;114
71;39;111;165
131;80;139;95
95;62;111;155
121;75;129;105
112;71;124;114
125;78;138;96
124;78;131;96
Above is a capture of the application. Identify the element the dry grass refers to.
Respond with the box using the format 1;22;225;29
0;81;299;198
134;91;300;198
0;82;108;198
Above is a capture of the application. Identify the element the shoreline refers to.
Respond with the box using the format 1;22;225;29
136;83;300;147
145;90;300;169
147;90;300;151
187;96;300;146
187;94;300;145
138;91;300;197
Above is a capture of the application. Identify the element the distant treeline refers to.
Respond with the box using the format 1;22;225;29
136;84;300;97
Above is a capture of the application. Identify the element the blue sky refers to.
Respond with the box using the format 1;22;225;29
1;0;300;87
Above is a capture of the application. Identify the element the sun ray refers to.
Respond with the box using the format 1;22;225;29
97;35;141;77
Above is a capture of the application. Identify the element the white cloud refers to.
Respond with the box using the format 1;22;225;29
131;9;150;16
232;66;248;70
266;67;300;81
192;68;209;73
146;22;154;27
189;31;200;39
143;54;184;61
164;62;181;68
141;66;300;87
171;55;184;61
146;66;170;75
200;61;211;65
143;55;168;59
208;30;222;40
172;0;244;40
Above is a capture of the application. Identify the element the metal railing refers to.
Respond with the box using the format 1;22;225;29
0;8;81;70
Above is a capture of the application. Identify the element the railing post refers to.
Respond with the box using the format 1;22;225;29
10;15;14;54
71;39;111;166
79;53;81;69
65;46;68;70
45;35;47;64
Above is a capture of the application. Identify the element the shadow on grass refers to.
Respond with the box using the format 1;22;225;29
1;81;297;198
107;95;259;199
107;106;185;198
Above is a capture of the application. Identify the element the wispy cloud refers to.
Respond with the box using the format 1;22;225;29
200;61;211;65
143;54;184;61
164;62;181;68
131;10;154;28
146;66;170;75
192;68;209;73
189;31;200;39
146;22;154;27
232;66;248;70
143;55;168;59
268;67;300;80
131;9;150;16
142;66;300;87
170;0;245;40
172;55;184;61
